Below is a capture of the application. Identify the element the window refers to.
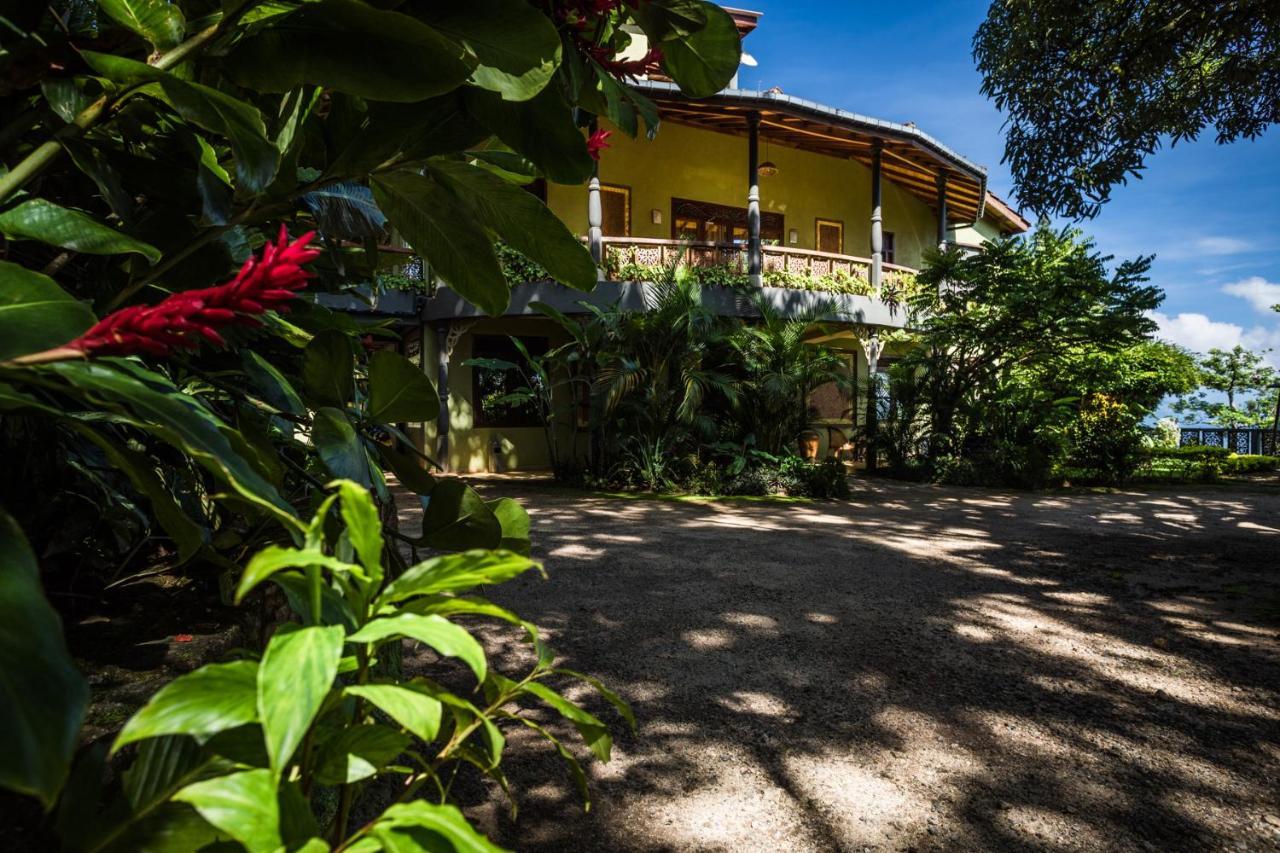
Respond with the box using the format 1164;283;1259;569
816;219;843;254
471;335;548;428
671;198;783;243
601;184;630;237
882;231;896;265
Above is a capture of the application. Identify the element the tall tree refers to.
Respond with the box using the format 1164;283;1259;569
975;0;1280;218
1174;345;1277;429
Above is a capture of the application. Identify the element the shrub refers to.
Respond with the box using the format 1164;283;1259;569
1067;394;1144;483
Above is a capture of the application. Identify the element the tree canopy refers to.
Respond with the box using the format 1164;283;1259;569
974;0;1280;218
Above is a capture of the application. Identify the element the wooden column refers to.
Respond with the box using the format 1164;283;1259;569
747;111;762;287
936;173;949;250
870;141;884;293
435;321;451;473
587;121;604;280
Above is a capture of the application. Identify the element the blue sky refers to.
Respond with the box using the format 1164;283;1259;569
736;0;1280;367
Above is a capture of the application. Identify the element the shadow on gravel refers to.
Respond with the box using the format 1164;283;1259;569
401;479;1280;852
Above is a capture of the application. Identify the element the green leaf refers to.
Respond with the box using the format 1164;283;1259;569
313;407;372;487
82;51;279;193
379;442;437;496
369;350;439;424
61;136;136;222
235;544;359;604
99;0;185;50
114;661;259;752
374;801;505;852
336;480;383;583
487;497;530;556
224;0;475;102
121;735;207;814
241;350;305;416
0;510;88;808
345;683;443;743
326;94;487;179
314;724;409;785
47;360;298;529
173;769;281;853
372;171;508;316
257;625;344;774
380;550;539;605
520;682;612;762
404;594;537;642
0;260;96;361
417;0;561;101
415;479;502;551
302;329;354;407
464;84;593;184
651;1;742;98
0;199;160;262
510;715;590;811
427;159;596;290
348;614;486;682
552;669;636;733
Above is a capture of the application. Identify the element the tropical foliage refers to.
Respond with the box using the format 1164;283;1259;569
0;0;741;847
871;226;1195;486
975;0;1280;218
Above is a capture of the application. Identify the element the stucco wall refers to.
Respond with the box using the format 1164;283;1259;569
546;120;945;270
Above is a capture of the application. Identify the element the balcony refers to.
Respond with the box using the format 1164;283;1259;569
601;237;921;304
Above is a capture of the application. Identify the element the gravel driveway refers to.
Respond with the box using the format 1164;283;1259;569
405;479;1280;852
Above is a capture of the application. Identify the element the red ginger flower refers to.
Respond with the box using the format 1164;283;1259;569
68;227;319;359
587;129;613;161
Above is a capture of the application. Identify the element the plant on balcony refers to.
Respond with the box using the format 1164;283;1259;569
0;0;742;848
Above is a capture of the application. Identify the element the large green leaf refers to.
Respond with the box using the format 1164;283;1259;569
224;0;474;102
314;724;409;785
369;350;439;424
0;260;96;361
47;360;298;528
464;85;593;184
427;159;596;290
302;329;354;407
241;350;305;416
326;94;487;179
312;407;372;487
257;624;344;774
173;769;281;853
114;661;259;752
121;736;208;816
372;171;508;316
373;801;506;852
379;441;437;495
415;479;503;551
416;0;561;101
336;480;383;582
651;1;741;99
0;511;88;808
345;683;442;743
487;497;531;556
521;681;612;762
379;550;539;605
82;52;279;192
99;0;185;50
0;199;160;262
348;613;486;682
235;544;359;604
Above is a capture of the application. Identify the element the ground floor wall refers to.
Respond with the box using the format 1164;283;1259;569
417;318;913;474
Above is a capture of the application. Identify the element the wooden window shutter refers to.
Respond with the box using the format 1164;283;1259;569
816;219;843;253
601;185;630;237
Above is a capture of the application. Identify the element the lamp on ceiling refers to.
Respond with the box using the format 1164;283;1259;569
758;134;778;177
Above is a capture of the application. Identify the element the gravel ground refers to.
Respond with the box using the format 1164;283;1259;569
402;478;1280;852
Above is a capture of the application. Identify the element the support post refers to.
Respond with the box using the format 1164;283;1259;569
747;111;762;287
870;141;884;293
587;182;603;281
936;173;949;251
861;335;885;473
435;321;451;473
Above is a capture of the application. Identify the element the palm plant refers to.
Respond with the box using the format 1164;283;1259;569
597;267;739;482
727;295;851;456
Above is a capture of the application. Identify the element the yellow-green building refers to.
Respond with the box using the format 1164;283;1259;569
386;8;1029;474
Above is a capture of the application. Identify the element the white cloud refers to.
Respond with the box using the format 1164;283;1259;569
1149;311;1243;352
1222;276;1280;314
1194;236;1254;256
1149;310;1280;367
